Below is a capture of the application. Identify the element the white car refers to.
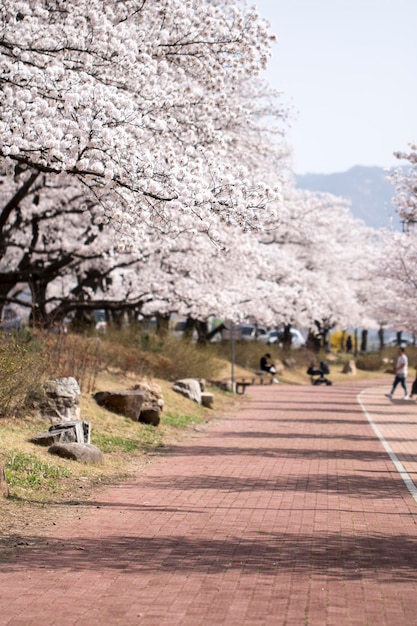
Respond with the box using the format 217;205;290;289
259;328;306;348
236;324;268;341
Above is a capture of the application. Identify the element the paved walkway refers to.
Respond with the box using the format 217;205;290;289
2;380;417;625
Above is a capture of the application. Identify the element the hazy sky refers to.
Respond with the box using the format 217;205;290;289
254;0;417;174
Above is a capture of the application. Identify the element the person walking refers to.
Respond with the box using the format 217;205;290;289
386;347;409;399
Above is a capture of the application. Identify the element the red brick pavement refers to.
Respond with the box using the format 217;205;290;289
2;380;417;625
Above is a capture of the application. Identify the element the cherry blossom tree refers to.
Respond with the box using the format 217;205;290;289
370;146;417;335
135;183;380;347
0;0;286;245
389;144;417;226
372;229;417;335
255;184;380;347
0;1;383;338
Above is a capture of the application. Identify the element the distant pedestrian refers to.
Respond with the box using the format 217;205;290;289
385;347;409;399
346;335;353;353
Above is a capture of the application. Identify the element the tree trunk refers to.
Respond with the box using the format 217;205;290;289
155;313;169;336
360;329;368;353
378;326;385;350
182;317;196;341
281;324;292;351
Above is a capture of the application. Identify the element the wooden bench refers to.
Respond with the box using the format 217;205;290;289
211;373;274;395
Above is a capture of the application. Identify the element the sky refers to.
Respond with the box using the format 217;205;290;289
254;0;417;175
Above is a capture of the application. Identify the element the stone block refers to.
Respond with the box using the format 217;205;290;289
201;392;214;408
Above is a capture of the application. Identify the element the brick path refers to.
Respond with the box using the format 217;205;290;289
2;380;417;625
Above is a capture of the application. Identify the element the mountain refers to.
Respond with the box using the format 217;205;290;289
295;165;400;230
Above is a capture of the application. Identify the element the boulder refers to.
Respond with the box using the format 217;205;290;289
48;442;104;464
93;390;146;421
138;408;161;426
27;377;81;424
131;382;164;425
172;378;202;404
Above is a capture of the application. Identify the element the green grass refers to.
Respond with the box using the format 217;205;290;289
92;431;164;453
5;451;72;490
162;411;204;428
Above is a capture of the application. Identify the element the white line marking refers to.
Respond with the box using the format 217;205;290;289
357;390;417;503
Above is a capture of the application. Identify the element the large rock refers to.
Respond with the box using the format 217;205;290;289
48;442;104;464
27;377;81;425
172;378;202;404
131;382;164;425
93;390;146;421
137;408;160;426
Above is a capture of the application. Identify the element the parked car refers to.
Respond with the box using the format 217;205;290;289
236;324;267;341
259;328;306;348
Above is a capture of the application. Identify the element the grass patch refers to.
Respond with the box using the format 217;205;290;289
5;451;72;492
162;411;204;429
92;429;164;453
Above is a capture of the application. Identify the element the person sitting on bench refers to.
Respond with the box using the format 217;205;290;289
260;354;278;383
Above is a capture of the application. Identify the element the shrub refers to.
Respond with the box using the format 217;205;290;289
355;353;384;371
41;332;104;392
0;336;48;418
157;337;222;380
80;328;222;381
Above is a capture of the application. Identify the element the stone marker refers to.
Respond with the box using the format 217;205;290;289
30;420;91;447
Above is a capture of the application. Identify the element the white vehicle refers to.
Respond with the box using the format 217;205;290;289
236;324;268;341
259;328;306;348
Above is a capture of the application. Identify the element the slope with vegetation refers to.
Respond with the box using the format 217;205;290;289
0;324;398;528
